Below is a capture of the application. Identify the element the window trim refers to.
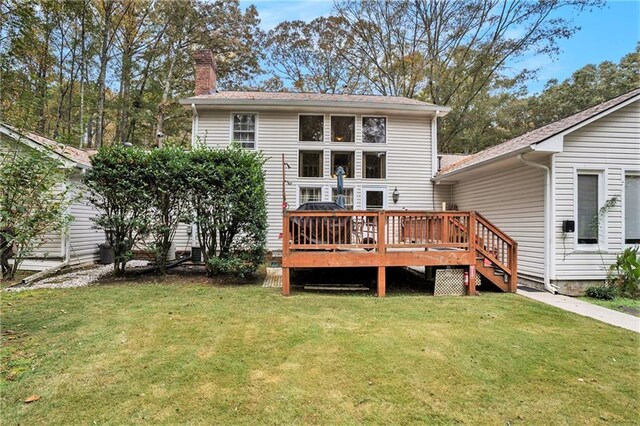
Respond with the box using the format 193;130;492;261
361;115;388;144
229;112;258;149
623;169;640;247
329;114;356;143
297;113;325;143
362;150;387;179
330;150;355;179
297;149;324;179
573;168;607;251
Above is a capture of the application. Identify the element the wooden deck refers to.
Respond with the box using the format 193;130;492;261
281;210;517;297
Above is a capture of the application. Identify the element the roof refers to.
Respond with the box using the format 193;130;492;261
180;91;450;114
0;123;92;168
437;88;640;176
438;154;471;170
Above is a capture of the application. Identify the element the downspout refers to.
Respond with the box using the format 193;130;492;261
191;103;199;146
517;153;559;294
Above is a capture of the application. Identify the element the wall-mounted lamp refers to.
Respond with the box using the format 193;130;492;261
392;187;400;204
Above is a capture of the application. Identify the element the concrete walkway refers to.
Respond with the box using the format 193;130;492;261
518;287;640;333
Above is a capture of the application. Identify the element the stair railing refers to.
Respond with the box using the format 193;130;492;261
474;212;518;290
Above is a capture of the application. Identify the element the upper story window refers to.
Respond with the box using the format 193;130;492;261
331;151;354;178
331;116;355;142
363;152;386;179
299;115;324;142
299;150;323;178
232;113;256;149
362;117;386;144
577;173;600;245
625;173;640;244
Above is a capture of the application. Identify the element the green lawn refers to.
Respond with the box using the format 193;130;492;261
1;276;638;425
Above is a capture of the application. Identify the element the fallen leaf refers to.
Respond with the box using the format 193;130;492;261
24;395;41;403
578;378;585;382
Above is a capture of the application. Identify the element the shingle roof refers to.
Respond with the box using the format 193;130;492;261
1;123;92;168
181;90;450;113
437;88;640;176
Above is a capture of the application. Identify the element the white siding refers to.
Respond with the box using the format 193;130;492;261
554;100;640;280
196;110;436;250
452;164;546;280
67;176;105;264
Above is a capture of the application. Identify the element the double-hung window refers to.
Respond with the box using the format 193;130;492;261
232;113;256;149
625;173;640;245
300;187;322;205
577;173;600;245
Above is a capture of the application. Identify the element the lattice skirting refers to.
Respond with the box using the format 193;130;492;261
434;269;481;296
262;267;282;288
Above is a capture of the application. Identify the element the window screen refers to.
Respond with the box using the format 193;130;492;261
625;174;640;244
577;174;599;244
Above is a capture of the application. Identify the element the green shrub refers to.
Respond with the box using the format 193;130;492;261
608;247;640;299
585;285;616;300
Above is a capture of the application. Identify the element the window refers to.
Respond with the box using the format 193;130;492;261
232;113;256;149
331;152;354;178
299;151;323;177
332;188;354;210
364;190;385;210
363;152;386;179
362;117;386;144
331;116;355;142
299;115;324;142
300;187;322;204
577;173;599;245
625;174;640;244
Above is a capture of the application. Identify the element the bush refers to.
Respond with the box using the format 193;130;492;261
585;285;616;300
608;247;640;299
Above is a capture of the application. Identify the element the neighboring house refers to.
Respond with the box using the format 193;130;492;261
434;89;640;295
0;123;106;271
180;50;451;251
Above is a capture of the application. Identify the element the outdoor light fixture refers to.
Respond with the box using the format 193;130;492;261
392;187;400;204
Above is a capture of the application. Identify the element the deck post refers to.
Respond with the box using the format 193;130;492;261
377;266;386;297
468;265;476;296
509;241;518;293
282;210;290;296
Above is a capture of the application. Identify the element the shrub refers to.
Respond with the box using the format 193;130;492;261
188;145;267;277
84;145;154;275
585;285;616;300
608;247;640;299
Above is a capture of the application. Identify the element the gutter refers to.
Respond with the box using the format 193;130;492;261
517;153;559;294
433;146;533;182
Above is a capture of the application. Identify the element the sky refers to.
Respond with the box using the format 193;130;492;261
240;0;640;94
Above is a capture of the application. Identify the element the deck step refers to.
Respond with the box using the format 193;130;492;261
475;258;510;292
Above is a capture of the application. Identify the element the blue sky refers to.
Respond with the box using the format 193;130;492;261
241;0;639;94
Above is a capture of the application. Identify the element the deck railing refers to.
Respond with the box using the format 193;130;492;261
284;210;516;277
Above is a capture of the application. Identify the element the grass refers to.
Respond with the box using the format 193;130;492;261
1;275;639;425
578;296;640;317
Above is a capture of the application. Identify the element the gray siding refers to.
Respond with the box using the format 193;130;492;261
452;164;546;280
553;100;640;280
67;176;104;264
196;110;436;250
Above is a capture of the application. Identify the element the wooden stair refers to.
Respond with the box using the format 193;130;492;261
475;257;509;292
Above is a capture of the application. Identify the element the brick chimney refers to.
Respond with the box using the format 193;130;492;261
194;50;217;96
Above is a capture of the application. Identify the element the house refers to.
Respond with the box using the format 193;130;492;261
180;50;452;252
0;123;106;271
434;88;640;295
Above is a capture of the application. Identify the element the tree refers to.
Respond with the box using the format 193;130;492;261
0;143;74;281
265;16;361;93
